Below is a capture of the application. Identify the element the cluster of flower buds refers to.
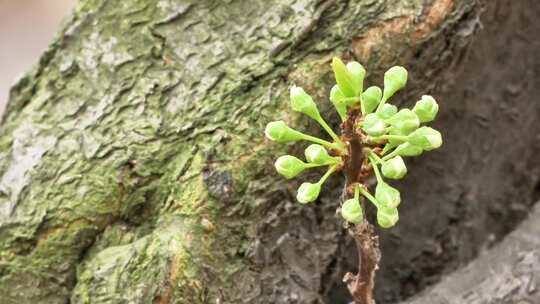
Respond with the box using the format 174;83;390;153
265;57;442;228
265;86;346;203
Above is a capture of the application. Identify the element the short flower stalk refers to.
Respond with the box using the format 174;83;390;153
264;57;442;303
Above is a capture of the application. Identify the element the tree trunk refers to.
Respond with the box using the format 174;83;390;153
406;202;540;304
1;0;539;303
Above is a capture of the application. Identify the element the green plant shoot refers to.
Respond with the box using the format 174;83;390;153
264;57;442;229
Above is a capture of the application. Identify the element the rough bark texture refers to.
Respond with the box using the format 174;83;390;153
343;224;380;304
0;0;539;304
405;202;540;304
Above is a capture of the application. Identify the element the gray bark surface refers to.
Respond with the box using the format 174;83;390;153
0;0;539;304
406;203;540;304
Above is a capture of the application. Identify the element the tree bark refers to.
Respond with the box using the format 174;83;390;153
343;223;380;304
1;0;539;304
405;202;540;304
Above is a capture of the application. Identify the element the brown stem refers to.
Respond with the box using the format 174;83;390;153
343;223;381;304
340;108;382;303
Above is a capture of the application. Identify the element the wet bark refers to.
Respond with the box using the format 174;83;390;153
0;0;539;304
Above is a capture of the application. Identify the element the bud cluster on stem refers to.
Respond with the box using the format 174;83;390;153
265;57;442;228
264;57;443;304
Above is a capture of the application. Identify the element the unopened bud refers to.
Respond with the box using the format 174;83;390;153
378;103;398;120
381;156;407;179
375;183;401;208
408;127;442;151
275;155;308;179
361;86;382;114
341;198;364;224
413;95;439;123
305;144;336;165
377;206;399;228
394;142;423;157
290;86;320;120
330;85;347;119
265;121;304;143
383;66;408;101
361;113;386;137
296;182;321;204
387;109;420;133
346;61;366;96
388;129;408;146
331;57;356;97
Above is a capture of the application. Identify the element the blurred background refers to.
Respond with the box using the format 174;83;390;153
0;0;75;116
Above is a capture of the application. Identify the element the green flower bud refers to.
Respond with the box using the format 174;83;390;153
394;142;423;157
290;86;320;120
377;206;399;228
381;156;407;179
413;95;439;123
383;66;408;101
361;113;386;137
378;103;398;120
375;183;401;208
408;126;442;151
264;121;305;143
341;198;364;224
387;129;409;147
330;85;347;120
387;109;420;133
331;57;356;97
275;155;308;179
297;182;321;204
346;61;366;96
305;144;336;165
361;86;382;114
